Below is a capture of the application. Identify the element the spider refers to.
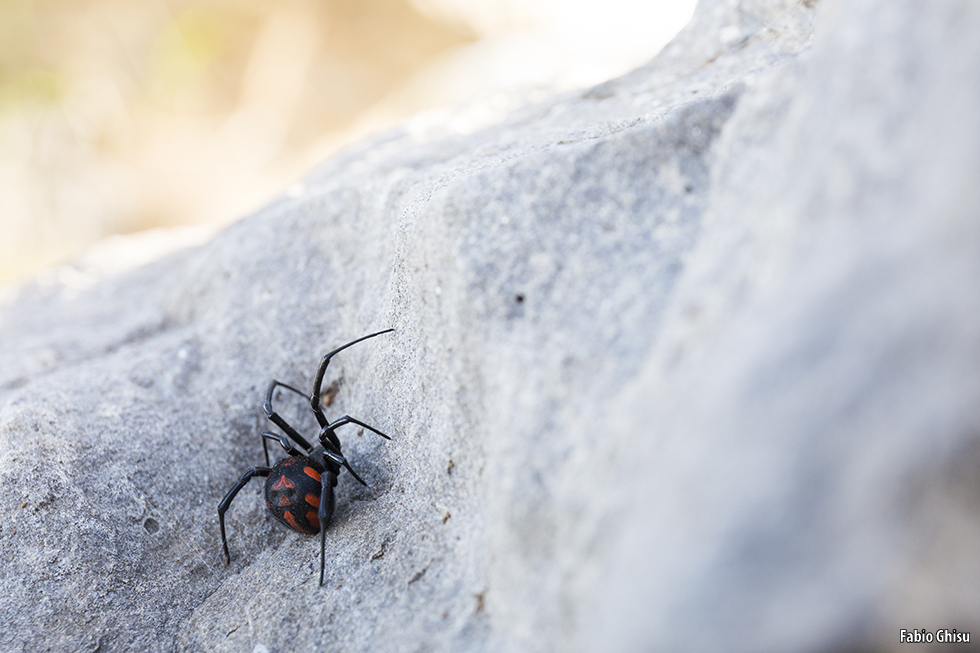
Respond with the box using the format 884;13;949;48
218;328;394;586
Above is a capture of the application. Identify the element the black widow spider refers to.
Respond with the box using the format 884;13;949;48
218;328;393;586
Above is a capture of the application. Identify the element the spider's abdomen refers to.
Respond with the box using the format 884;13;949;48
264;456;329;534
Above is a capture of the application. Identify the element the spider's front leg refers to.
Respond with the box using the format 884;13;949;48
318;425;371;486
310;329;395;430
261;431;305;466
264;380;314;451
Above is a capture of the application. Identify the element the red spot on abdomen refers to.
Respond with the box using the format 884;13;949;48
284;511;300;530
307;511;320;529
305;493;320;508
304;467;321;482
278;496;291;507
272;475;295;491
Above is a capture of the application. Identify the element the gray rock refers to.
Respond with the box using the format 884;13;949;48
2;0;979;651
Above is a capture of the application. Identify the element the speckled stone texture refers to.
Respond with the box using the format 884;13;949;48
2;0;979;651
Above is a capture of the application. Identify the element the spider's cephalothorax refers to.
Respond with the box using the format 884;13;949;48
217;329;393;586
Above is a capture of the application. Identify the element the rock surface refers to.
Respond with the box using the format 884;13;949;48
2;0;980;651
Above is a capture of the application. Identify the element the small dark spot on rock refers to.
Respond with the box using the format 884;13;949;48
442;511;451;524
408;567;427;584
20;502;27;509
515;294;524;304
143;518;160;534
372;538;389;560
474;592;486;613
319;380;341;408
447;459;454;475
685;184;694;193
34;493;55;511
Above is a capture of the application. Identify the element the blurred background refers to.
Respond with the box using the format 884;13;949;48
0;0;696;283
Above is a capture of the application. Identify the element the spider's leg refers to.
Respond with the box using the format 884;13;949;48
260;431;304;466
310;329;394;428
264;380;314;451
326;415;391;440
316;414;389;459
218;466;272;564
317;428;368;486
317;470;337;587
